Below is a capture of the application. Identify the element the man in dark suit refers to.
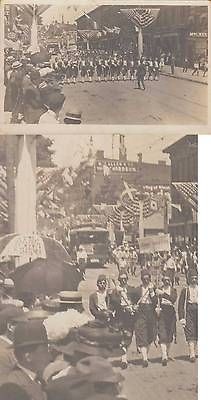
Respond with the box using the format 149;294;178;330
0;320;51;400
136;60;146;90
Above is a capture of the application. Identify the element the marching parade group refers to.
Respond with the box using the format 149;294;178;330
0;239;198;400
3;47;168;124
89;241;198;369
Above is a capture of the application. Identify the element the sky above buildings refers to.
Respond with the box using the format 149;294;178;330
48;134;184;168
42;3;98;24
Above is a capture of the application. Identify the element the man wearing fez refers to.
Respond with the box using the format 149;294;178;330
89;275;112;323
134;269;158;367
178;268;198;362
109;270;137;369
0;320;51;400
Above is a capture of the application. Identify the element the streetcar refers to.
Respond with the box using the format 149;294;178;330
68;225;110;267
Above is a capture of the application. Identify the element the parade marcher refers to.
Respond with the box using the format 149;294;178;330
122;60;128;81
183;58;189;72
71;61;79;84
96;60;103;82
192;61;200;76
134;269;158;367
80;59;87;83
110;271;137;369
147;58;153;80
129;59;135;80
103;59;110;82
89;275;112;323
87;60;95;82
0;320;51;400
76;246;87;268
136;60;146;90
178;268;198;362
128;247;138;276
156;271;177;366
163;253;177;287
153;58;160;81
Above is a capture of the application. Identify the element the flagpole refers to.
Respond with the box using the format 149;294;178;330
138;28;143;58
139;199;144;239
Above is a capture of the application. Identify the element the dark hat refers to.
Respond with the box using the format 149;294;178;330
30;70;41;81
97;274;107;283
141;269;151;279
64;111;81;124
75;356;124;384
53;341;110;359
0;383;30;400
13;320;48;349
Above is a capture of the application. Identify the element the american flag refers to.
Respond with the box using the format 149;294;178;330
120;8;160;29
78;30;102;41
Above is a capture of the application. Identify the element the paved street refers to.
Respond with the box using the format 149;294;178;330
79;264;197;400
60;75;207;125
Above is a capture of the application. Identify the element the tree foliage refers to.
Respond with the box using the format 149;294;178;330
0;135;55;167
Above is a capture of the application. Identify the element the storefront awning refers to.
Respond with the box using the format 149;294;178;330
172;182;198;212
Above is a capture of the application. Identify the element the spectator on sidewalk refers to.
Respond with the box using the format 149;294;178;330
170;56;176;75
202;60;208;77
183;58;189;73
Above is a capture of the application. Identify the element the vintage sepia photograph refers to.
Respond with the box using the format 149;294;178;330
0;134;198;400
3;2;208;125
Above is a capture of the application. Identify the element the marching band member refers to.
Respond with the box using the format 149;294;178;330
156;272;177;366
80;59;87;83
178;268;198;362
110;271;137;369
134;269;158;367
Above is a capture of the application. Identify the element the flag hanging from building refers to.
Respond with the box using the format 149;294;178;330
120;8;160;29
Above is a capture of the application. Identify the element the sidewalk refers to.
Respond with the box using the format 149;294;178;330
161;65;208;85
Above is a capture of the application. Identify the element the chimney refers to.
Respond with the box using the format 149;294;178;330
119;135;127;161
137;152;143;164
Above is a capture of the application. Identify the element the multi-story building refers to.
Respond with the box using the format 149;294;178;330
163;135;198;244
76;5;208;63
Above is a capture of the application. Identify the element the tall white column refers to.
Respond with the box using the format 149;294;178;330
15;136;37;235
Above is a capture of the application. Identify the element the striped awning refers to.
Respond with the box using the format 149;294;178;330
172;182;198;212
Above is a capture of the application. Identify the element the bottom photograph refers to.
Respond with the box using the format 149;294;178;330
0;133;197;400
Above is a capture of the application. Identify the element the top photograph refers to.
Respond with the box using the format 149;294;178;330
4;3;208;125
